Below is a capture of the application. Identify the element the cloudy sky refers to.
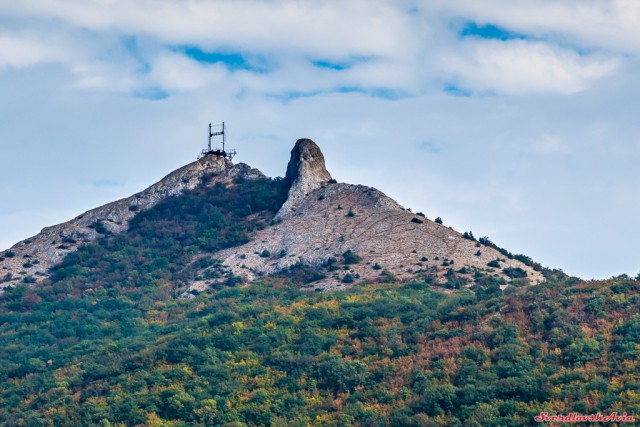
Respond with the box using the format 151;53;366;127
1;0;638;279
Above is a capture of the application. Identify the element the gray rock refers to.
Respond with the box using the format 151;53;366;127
276;138;332;220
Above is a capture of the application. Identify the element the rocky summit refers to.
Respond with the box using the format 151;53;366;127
1;138;543;292
276;138;333;220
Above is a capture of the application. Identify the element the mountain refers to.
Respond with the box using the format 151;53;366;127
1;139;542;293
2;138;638;426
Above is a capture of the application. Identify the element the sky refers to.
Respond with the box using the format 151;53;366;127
1;0;639;280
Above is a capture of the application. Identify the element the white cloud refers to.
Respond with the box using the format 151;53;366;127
0;34;65;68
0;0;412;58
427;0;640;54
149;52;227;92
0;0;630;97
1;0;640;279
439;39;619;95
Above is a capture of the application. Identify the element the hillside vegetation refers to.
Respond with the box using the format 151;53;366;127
1;177;639;426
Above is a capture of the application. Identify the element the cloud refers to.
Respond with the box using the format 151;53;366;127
0;0;628;98
1;0;640;280
439;39;619;95
428;0;640;54
148;52;227;92
0;33;66;68
0;0;412;57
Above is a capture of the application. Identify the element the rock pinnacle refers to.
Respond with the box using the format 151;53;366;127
276;138;332;219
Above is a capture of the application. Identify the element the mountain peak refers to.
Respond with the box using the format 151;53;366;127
277;138;332;219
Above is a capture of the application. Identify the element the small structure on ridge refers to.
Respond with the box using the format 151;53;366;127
199;122;236;160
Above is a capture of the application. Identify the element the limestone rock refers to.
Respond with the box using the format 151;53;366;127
276;138;332;219
209;181;544;291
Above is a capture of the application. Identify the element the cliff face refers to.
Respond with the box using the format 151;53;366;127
275;139;333;220
0;155;263;289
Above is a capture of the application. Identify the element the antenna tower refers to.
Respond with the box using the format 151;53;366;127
209;122;225;152
200;121;236;160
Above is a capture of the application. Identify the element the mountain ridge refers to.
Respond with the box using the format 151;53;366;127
0;155;263;290
1;138;543;292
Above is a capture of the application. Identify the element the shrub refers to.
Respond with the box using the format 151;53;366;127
513;254;534;266
328;178;337;184
445;268;468;289
278;263;326;284
380;270;398;283
421;257;428;262
260;249;271;258
411;218;423;224
463;231;476;241
487;260;501;268
347;210;355;217
128;205;139;211
342;273;354;284
4;251;15;258
416;212;426;217
479;236;493;246
326;257;339;271
225;274;245;287
372;263;382;270
475;250;481;256
435;217;443;224
502;267;527;279
90;220;110;235
342;250;361;265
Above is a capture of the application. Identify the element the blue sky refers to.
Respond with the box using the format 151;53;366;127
1;0;639;279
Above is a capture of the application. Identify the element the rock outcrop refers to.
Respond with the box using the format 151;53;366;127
275;138;332;220
0;154;264;290
190;140;544;292
204;180;543;291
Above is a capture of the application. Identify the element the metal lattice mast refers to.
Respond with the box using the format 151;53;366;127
208;123;212;152
210;122;224;151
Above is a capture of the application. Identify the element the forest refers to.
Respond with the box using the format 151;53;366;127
0;176;638;426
